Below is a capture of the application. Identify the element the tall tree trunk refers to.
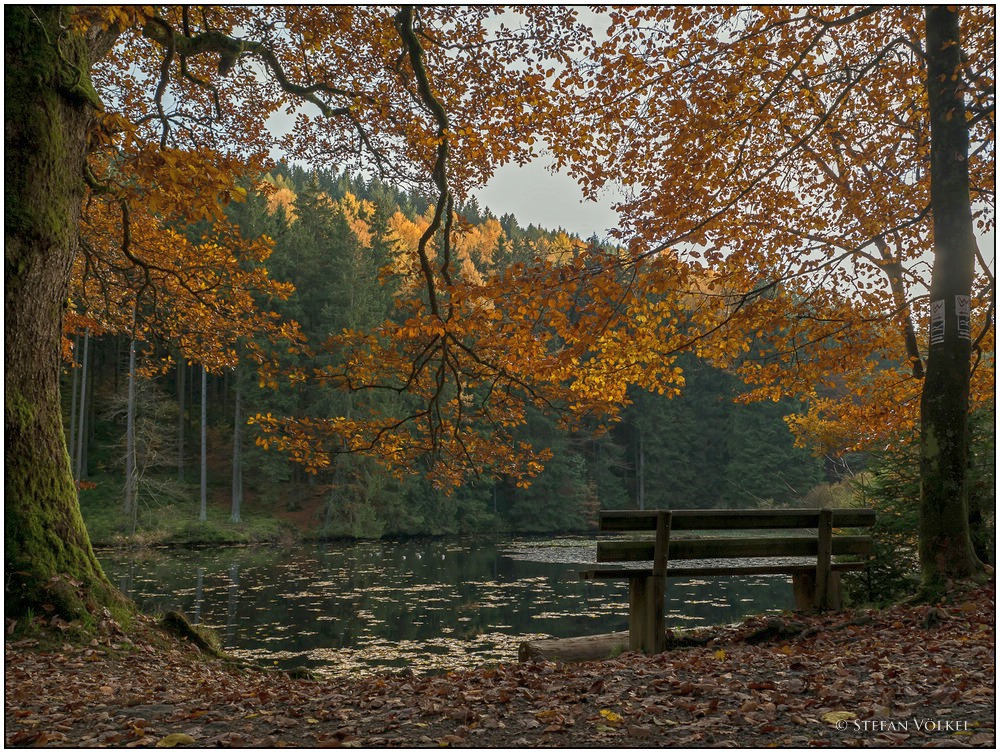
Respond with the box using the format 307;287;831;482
75;328;90;480
114;334;121;395
636;426;646;511
124;326;139;537
68;334;80;469
188;362;195;439
200;366;208;522
918;6;984;584
231;367;243;523
83;348;94;478
4;7;122;617
177;356;185;482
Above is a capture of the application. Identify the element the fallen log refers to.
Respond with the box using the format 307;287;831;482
518;631;630;663
522;613;883;663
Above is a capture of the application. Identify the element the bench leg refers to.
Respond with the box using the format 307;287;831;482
628;575;665;654
825;572;843;610
792;572;815;611
793;571;844;611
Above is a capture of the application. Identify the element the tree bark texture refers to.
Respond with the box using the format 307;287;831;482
200;366;208;521
919;6;984;583
4;7;122;617
518;632;630;663
177;357;185;482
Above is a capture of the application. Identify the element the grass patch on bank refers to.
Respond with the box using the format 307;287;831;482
78;474;295;548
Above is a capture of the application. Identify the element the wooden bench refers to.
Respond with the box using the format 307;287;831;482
579;508;875;654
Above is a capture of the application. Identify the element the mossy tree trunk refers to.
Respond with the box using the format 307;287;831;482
918;6;985;585
4;7;125;618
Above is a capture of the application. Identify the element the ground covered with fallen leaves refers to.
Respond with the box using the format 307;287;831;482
5;581;995;748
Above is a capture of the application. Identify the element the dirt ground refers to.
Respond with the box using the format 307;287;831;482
5;581;994;748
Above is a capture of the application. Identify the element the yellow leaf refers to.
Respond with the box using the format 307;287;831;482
599;709;624;724
156;733;196;748
714;649;726;660
821;711;856;726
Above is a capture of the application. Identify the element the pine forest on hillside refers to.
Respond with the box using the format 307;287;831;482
63;165;840;543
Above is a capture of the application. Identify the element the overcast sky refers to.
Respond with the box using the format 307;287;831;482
474;158;621;240
266;108;620;241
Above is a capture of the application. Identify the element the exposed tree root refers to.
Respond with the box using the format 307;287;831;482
159;611;224;658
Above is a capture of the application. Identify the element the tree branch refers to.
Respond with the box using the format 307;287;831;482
395;5;455;320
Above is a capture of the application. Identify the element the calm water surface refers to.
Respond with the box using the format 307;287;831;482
98;537;794;677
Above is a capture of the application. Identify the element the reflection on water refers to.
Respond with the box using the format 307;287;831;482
98;537;794;677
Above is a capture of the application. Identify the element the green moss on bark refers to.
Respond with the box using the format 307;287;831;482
5;6;128;622
4;425;126;618
7;388;37;429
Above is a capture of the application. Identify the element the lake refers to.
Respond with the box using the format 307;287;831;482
98;537;795;677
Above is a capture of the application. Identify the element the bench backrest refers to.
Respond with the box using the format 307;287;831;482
600;508;875;530
596;508;875;563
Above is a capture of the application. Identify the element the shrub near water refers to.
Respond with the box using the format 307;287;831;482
78;478;291;547
844;405;995;606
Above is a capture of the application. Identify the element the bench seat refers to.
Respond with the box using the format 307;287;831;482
580;567;656;579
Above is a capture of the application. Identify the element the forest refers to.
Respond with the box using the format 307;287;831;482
64;162;846;544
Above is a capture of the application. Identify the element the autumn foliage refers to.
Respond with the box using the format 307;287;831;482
505;6;998;462
54;6;994;497
57;6;616;489
51;5;994;499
